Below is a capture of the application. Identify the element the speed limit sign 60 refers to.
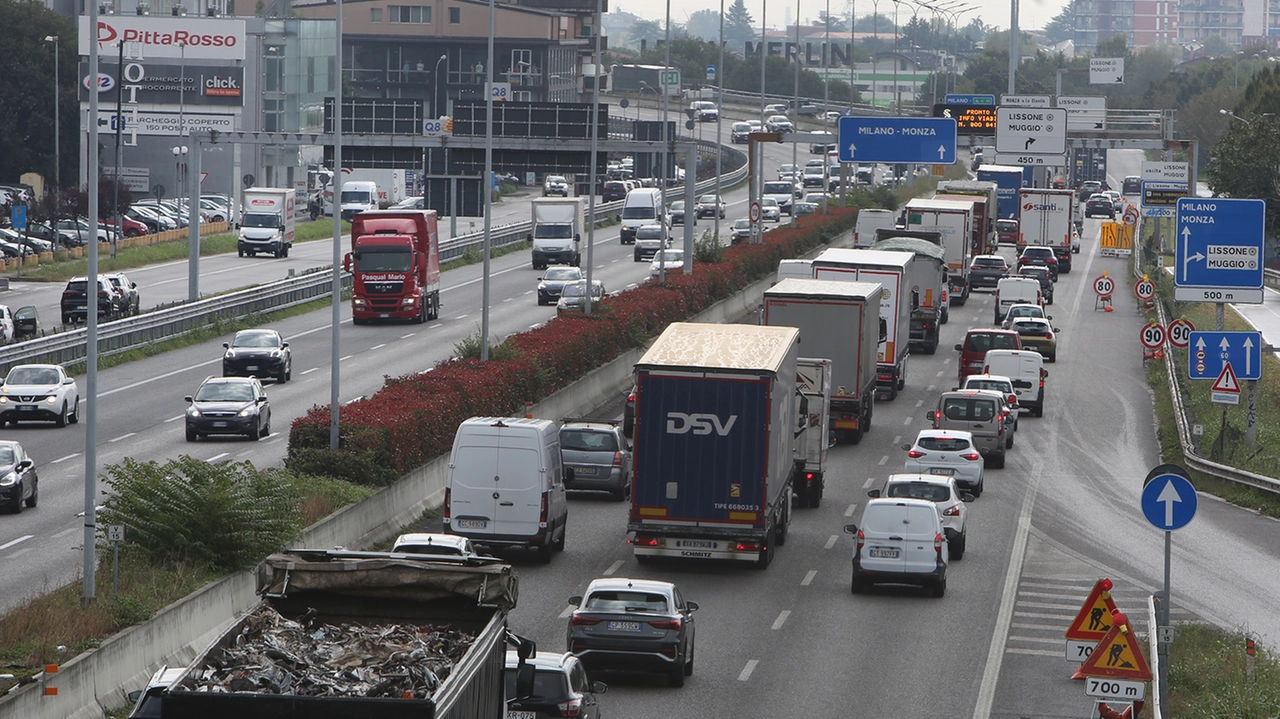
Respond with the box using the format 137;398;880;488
1094;275;1115;298
1140;322;1166;349
1168;318;1195;348
1134;278;1155;301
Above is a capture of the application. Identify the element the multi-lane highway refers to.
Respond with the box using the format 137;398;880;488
3;119;1280;718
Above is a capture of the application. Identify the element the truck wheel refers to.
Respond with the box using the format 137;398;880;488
925;336;938;355
776;503;789;546
851;571;866;594
554;520;566;551
536;538;553;564
755;528;775;570
846;427;863;444
931;579;947;598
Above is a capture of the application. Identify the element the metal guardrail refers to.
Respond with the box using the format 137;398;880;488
1265;267;1280;290
0;142;750;371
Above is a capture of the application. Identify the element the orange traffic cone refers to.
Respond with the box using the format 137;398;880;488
1104;305;1114;312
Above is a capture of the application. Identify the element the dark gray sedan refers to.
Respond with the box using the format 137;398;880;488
537;266;584;305
0;441;37;513
567;577;698;687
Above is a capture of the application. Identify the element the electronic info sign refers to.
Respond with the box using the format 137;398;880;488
932;104;997;136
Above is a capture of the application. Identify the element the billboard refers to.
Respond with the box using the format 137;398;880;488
79;62;243;106
78;16;246;61
96;110;236;136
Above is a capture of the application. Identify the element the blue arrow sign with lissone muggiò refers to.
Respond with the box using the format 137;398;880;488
837;117;958;165
1175;197;1265;302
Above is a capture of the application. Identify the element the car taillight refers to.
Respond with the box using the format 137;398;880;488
735;540;761;552
982;365;990;374
443;487;451;520
570;615;602;626
961;451;981;461
540;494;548;524
631;535;659;547
877;374;892;382
649;618;682;631
1045;331;1054;340
907;449;926;458
856;529;865;552
627;391;635;403
559;697;584;717
934;533;944;555
613;452;624;467
805;472;815;480
942;504;962;517
1008;394;1017;405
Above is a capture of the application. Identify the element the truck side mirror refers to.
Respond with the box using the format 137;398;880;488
343;253;352;272
878;318;887;343
514;663;536;699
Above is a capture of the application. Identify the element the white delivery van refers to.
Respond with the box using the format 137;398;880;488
993;276;1043;325
340;180;380;220
775;259;813;284
844;498;949;596
854;209;896;248
982;349;1047;417
620;188;665;244
444;417;570;563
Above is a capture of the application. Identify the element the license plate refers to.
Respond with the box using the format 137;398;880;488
509;712;537;719
455;518;488;529
928;467;955;476
18;405;32;412
607;621;641;632
572;466;598;477
246;365;259;371
678;540;715;549
76;305;87;310
869;548;900;559
212;421;228;428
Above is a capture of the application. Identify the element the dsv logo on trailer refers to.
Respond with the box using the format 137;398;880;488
666;412;738;436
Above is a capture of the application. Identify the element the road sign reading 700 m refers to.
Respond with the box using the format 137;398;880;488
838;117;958;165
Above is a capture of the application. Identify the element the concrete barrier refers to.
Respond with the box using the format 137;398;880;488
2;227;851;719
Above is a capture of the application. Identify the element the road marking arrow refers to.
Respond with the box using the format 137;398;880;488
847;143;856;158
937;144;946;159
1244;335;1254;376
1156;479;1182;527
1024;137;1036;150
1195;336;1206;352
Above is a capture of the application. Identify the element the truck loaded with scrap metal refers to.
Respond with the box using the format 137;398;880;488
628;322;804;568
762;279;882;448
153;550;534;719
344;209;442;324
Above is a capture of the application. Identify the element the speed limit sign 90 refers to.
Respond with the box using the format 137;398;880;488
1134;278;1156;301
1168;318;1195;348
1140;322;1166;349
1094;275;1115;298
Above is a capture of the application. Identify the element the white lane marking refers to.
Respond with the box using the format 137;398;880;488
936;370;945;377
370;344;386;350
207;452;229;462
454;315;469;320
0;535;34;552
893;435;902;444
109;432;137;443
927;384;936;391
340;355;353;361
915;399;924;407
523;290;534;295
844;503;857;517
738;659;759;681
401;332;418;339
9;548;33;560
302;367;320;375
102;356;221;397
342;397;362;406
529;324;542;329
942;356;952;364
801;570;817;586
824;535;838;550
558;605;574;619
877;455;888;465
771;610;790;630
862;477;876;489
430;324;444;329
52;453;80;464
164;415;184;423
611;258;621;263
52;527;79;540
502;297;513;303
603;560;625;576
903;417;912;425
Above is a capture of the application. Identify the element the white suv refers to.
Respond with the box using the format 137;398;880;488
0;364;80;427
869;474;974;559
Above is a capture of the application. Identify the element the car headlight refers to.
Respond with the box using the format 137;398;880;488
401;297;416;306
187;406;201;417
46;395;58;404
353;298;367;307
270;350;281;358
238;407;255;417
0;472;16;487
225;350;237;359
0;397;7;405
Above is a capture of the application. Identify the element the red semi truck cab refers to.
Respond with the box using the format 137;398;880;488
345;210;442;324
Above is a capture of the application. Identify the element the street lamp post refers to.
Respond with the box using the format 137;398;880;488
434;53;448;116
45;35;59;194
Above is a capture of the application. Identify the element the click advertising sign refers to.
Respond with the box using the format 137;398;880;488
79;62;244;106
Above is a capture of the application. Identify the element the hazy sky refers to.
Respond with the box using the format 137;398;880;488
615;0;1070;35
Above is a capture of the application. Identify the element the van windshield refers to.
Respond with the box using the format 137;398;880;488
622;206;656;219
341;191;373;204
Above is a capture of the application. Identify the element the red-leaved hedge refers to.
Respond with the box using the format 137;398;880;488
287;208;858;484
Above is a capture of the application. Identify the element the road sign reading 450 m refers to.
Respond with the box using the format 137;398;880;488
838;117;958;164
995;107;1067;155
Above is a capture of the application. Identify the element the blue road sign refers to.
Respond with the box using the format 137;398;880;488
837;117;958;164
1187;330;1263;381
944;94;996;106
9;205;26;232
1175;197;1265;291
706;65;715;80
1140;473;1198;531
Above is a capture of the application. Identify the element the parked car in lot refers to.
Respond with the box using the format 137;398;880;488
537;266;584;306
0;364;80;427
222;328;292;382
504;651;607;718
560;419;630;500
845;497;950;596
184;375;271;441
0;440;38;513
567;577;697;686
901;429;985;497
869;474;974;559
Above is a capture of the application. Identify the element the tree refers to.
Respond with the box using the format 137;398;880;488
684;9;722;43
0;1;76;189
628;19;665;51
1042;5;1074;45
725;0;756;45
1201;33;1233;57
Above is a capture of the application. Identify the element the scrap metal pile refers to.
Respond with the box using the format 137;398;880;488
182;605;476;699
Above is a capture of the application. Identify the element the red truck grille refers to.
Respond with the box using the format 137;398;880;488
365;282;405;294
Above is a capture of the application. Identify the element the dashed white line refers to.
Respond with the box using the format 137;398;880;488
893;435;902;444
903;417;912;425
340;355;354;361
342;397;362;406
502;297;513;303
9;548;33;560
207;452;229;462
771;610;791;630
603;560;624;576
430;324;444;329
302;368;320;375
877;455;888;465
824;535;838;550
529;323;542;329
370;344;386;351
844;503;857;517
108;432;137;443
454;314;469;320
801;570;817;586
401;332;418;339
927;384;936;391
558;605;574;619
863;477;876;489
0;535;33;552
738;659;759;681
522;290;534;295
936;370;945;377
52;528;79;540
51;453;80;464
915;399;924;407
164;415;184;423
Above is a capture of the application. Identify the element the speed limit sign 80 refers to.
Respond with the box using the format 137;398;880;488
1134;278;1156;301
1094;275;1115;298
1140;322;1166;349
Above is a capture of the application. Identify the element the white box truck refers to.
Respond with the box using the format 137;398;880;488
237;188;295;258
904;198;975;306
1018;187;1075;272
528;197;583;269
310;169;411;219
812;248;914;400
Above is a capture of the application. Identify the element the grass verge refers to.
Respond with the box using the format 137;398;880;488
1168;623;1280;715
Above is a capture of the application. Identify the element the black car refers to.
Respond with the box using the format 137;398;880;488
1077;180;1103;202
504;651;606;719
602;181;627;202
730;121;752;144
0;441;37;513
1017;246;1060;281
1122;176;1142;195
185;376;272;441
1017;266;1054;305
60;277;122;325
1084;194;1116;219
968;255;1010;289
537;266;583;305
669;200;690;226
222;329;291;382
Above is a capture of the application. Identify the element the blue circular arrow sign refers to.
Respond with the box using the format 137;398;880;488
1140;473;1198;531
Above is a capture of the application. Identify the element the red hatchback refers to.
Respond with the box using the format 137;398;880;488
954;329;1022;382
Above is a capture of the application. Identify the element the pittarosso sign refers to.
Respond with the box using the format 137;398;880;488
78;16;246;61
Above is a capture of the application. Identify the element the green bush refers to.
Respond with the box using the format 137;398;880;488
693;228;724;263
97;456;303;571
286;446;401;487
